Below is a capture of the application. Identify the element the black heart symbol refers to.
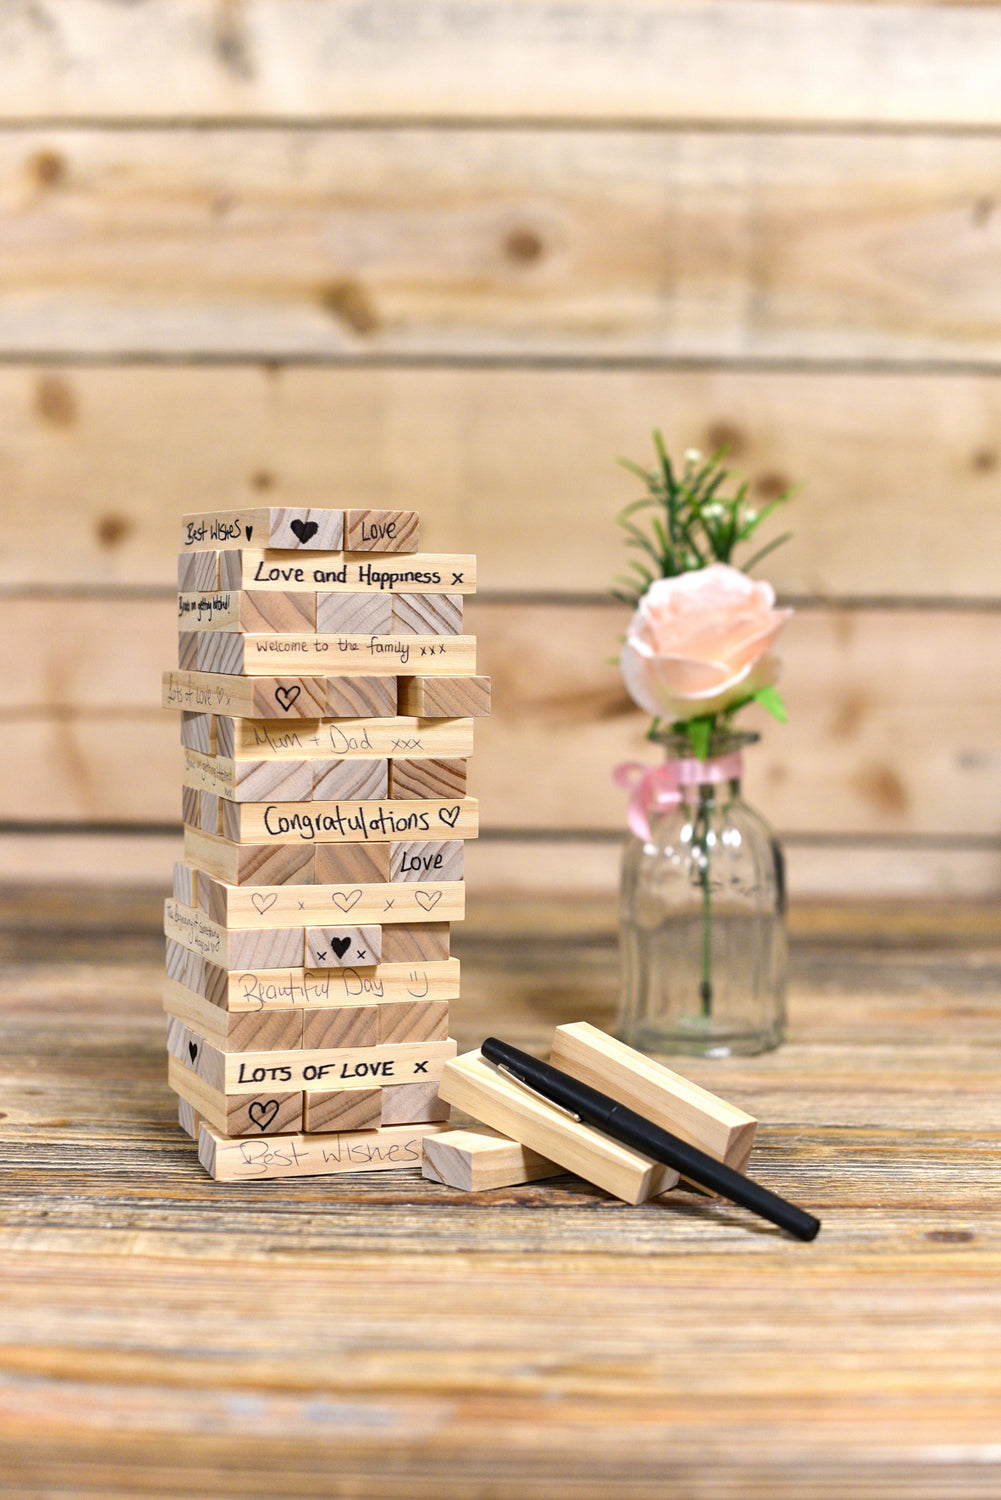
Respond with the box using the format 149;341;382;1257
245;524;253;541
439;805;460;828
188;1040;198;1064
274;684;301;712
248;1099;280;1131
289;519;319;545
330;936;352;959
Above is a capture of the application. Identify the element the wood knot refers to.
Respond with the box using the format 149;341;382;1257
704;421;747;457
95;513;132;549
34;374;77;427
319;279;379;336
28;148;66;189
503;226;545;263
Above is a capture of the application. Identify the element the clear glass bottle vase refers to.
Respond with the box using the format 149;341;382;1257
617;730;786;1058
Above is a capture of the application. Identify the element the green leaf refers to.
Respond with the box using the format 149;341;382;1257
680;715;715;760
753;686;788;723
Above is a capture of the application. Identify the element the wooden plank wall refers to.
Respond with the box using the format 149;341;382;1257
2;0;1000;903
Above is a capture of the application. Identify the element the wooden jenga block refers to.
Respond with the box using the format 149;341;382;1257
197;1119;449;1181
181;786;200;827
164;898;305;970
312;758;389;801
304;926;382;968
174;1035;458;1095
177;1096;201;1140
178;590;318;634
392;594;463;635
187;956;461;1013
548;1022;758;1174
181;509;344;552
381;1082;450;1125
169;1058;304;1138
185;828;315;887
390;840;464;883
201;633;475;677
377;999;449;1044
437;1051;680;1206
172;862;198;906
199;792;221;834
380;923;450;964
316;592;393;636
222;796;478;846
397;675;491;718
178;631;199;671
165;979;304;1051
225;715;475;761
180;711;214;753
422;1127;560;1191
344;509;420;553
163;670;329;719
302;1005;379;1050
232;550;476;594
177;550;219;591
390;757;467;800
184;752;314;804
313;841;392;884
325;675;397;718
189;874;463;929
303;1089;383;1134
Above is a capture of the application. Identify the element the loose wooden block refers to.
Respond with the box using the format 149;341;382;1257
163;669;329;720
178;590;317;634
165;980;304;1051
324;675;397;718
390;839;464;883
381;1082;450;1126
177;1097;201;1140
234;550;476;594
377;999;449;1044
164;898;305;970
390;757;467;800
224;796;478;846
183;749;314;804
422;1127;560;1191
185;828;315;887
190;957;461;1013
181;509;344;552
180;711;214;753
316;591;393;636
343;509;420;553
392;593;463;635
226;715;476;762
303;1089;383;1134
380;923;451;964
397;675;491;718
197;1120;449;1182
202;632;476;678
436;1051;680;1206
312;758;389;801
195;875;464;929
304;925;382;968
302;1005;379;1051
169;1057;303;1139
313;841;392;884
548;1022;757;1174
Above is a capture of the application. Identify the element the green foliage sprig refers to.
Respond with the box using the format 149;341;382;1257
611;433;793;609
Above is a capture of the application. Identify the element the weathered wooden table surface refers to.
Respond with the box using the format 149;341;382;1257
1;884;999;1499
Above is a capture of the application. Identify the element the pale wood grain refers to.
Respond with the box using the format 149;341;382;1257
3;1;1001;128
5;363;1001;597
3;128;1001;362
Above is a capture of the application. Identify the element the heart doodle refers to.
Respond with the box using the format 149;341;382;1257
332;890;362;912
416;890;442;911
330;935;353;960
248;1099;280;1131
245;524;253;541
439;805;461;828
187;1040;199;1064
289;518;319;545
252;891;278;914
274;684;301;712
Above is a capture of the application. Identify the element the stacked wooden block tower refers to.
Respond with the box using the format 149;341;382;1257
161;507;489;1181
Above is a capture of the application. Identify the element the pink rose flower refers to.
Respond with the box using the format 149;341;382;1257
620;563;793;722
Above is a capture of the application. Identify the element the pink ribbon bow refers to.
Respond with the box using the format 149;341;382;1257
614;752;743;842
